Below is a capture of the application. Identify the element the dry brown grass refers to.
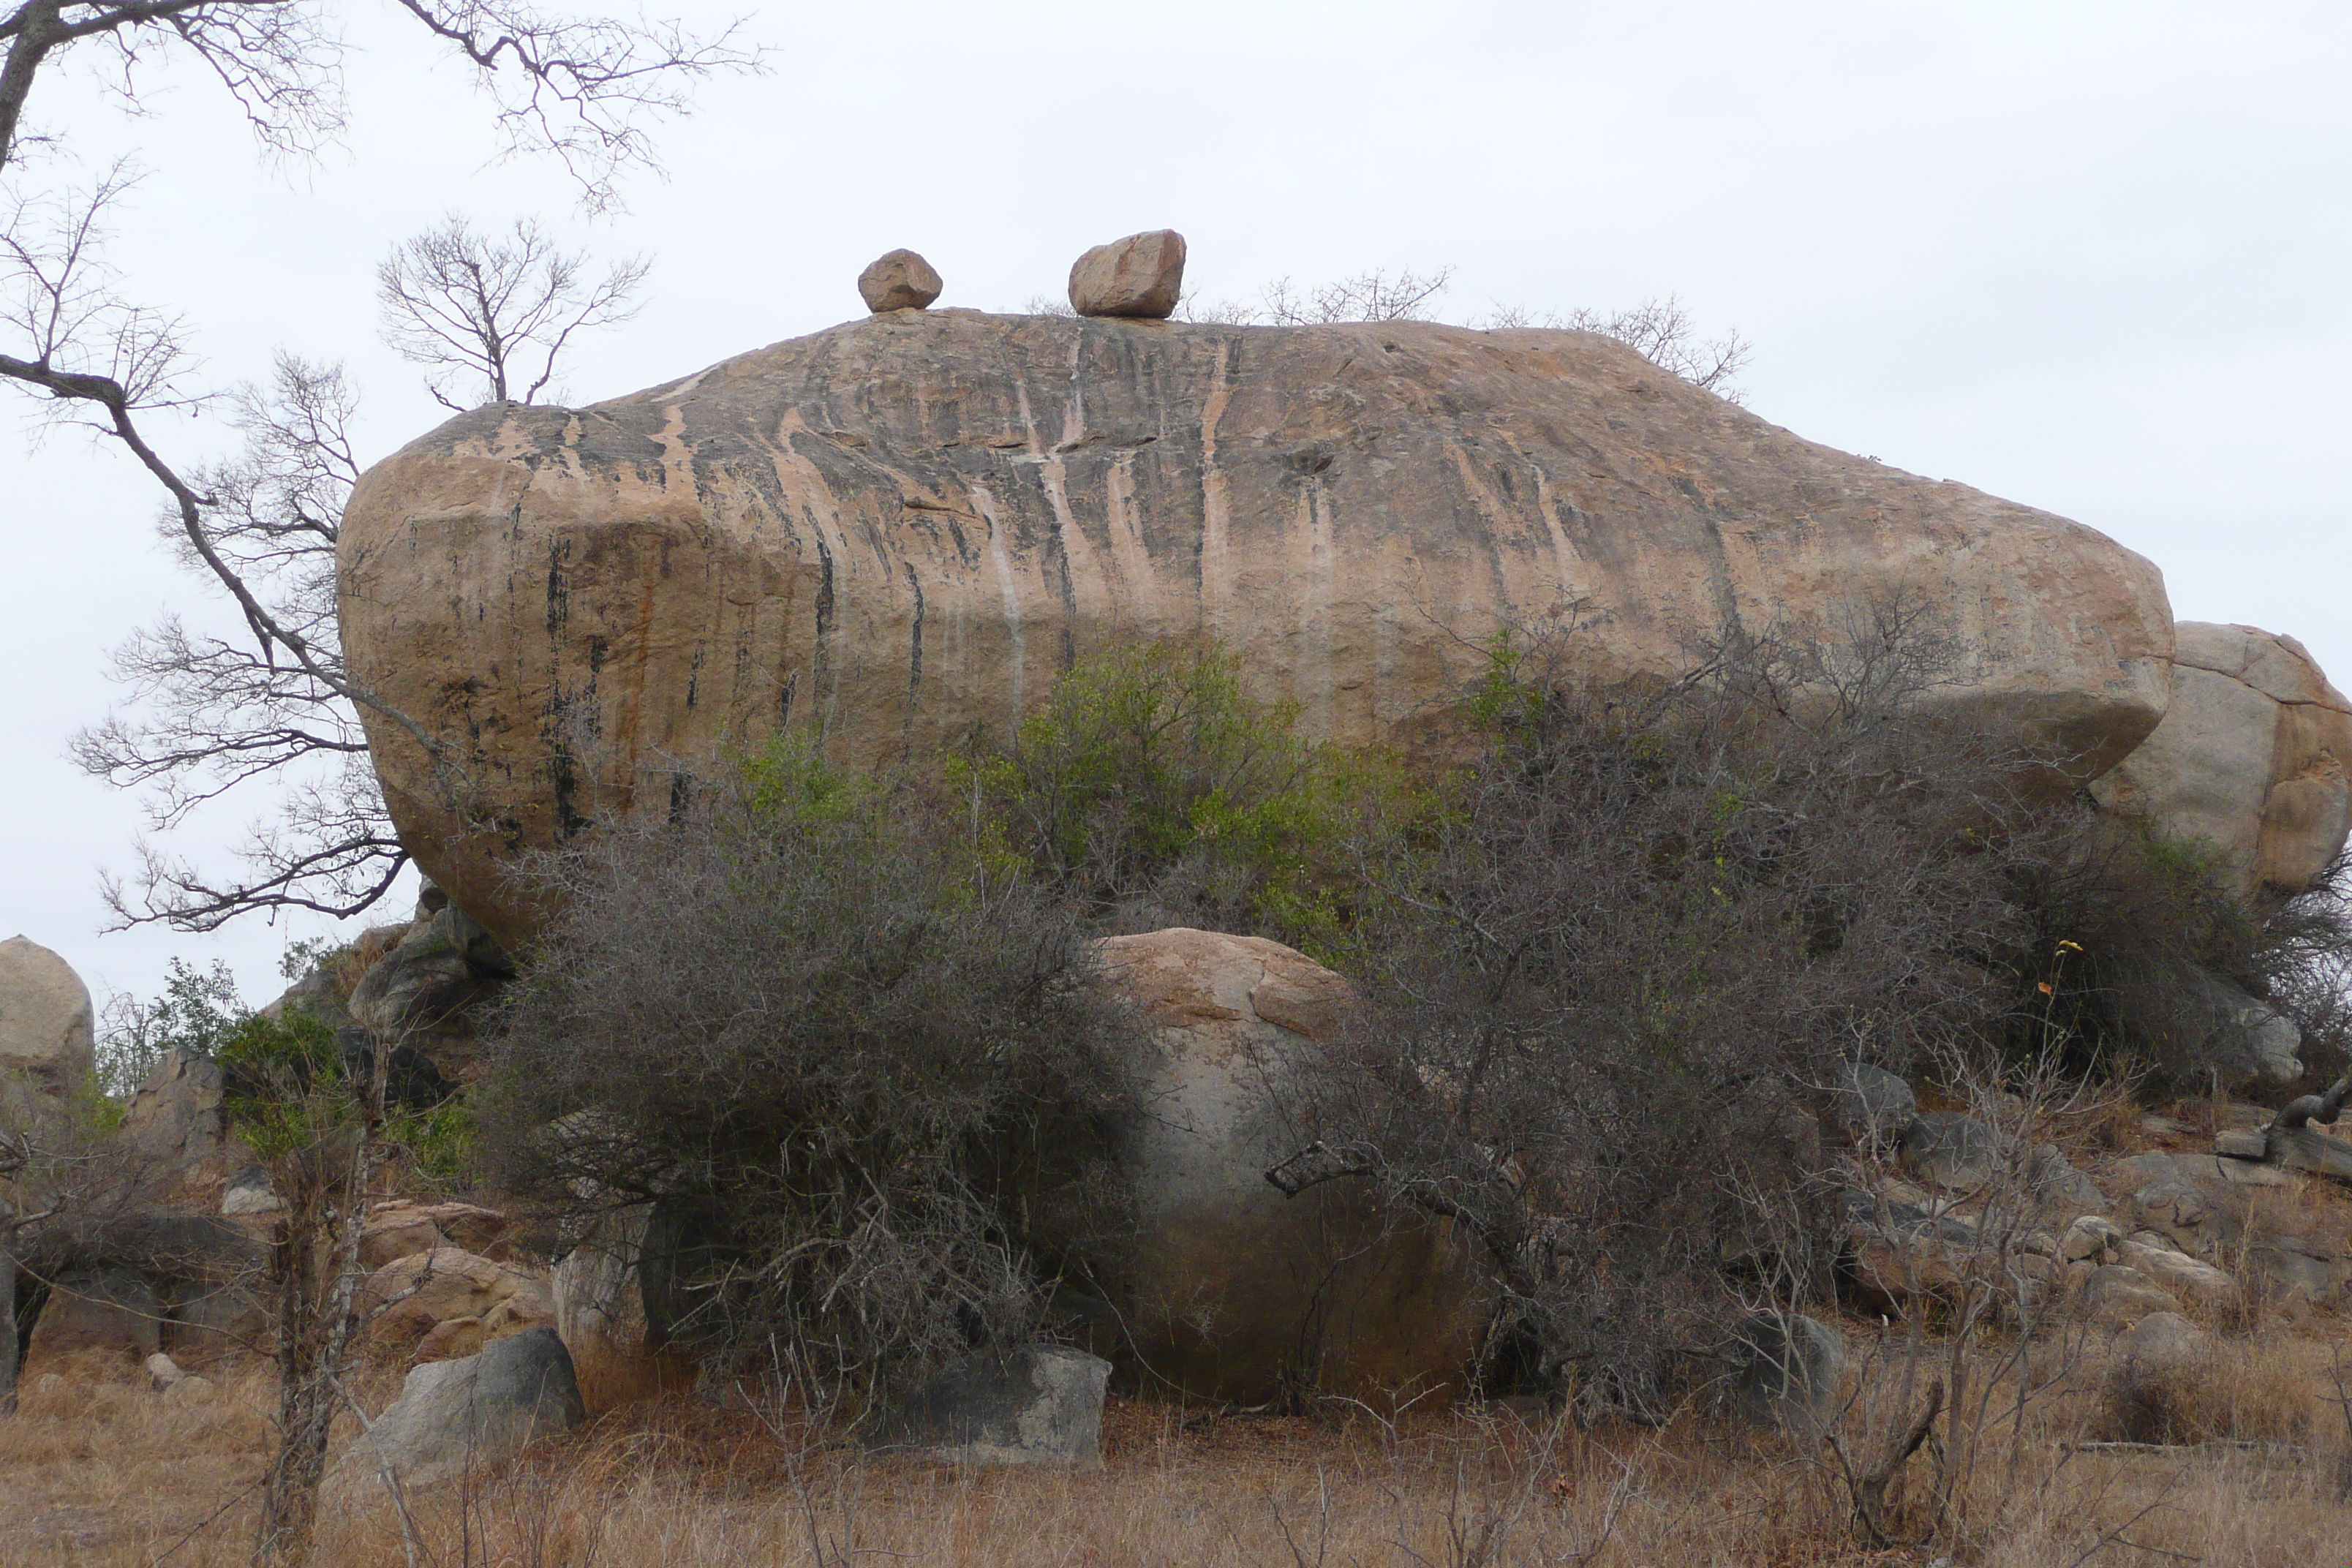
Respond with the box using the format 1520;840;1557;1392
7;1330;2352;1568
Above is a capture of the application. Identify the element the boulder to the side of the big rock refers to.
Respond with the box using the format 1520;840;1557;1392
123;1047;238;1202
858;249;943;313
0;935;95;1098
1067;230;1187;318
336;311;2174;954
2092;622;2352;911
360;1199;511;1270
2116;1310;2210;1376
1899;1112;2002;1191
1069;928;1490;1406
328;1326;584;1498
876;1343;1112;1468
346;902;514;1039
1711;1312;1845;1436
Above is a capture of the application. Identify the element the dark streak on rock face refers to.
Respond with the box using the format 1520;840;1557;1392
339;310;2175;950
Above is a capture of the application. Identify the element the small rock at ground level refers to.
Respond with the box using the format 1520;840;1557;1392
1831;1063;1916;1150
2120;1240;2236;1306
2214;1128;2270;1161
1899;1112;2002;1190
857;249;943;312
145;1352;186;1390
164;1373;215;1401
1712;1313;1845;1433
878;1345;1110;1468
328;1327;584;1496
2081;1264;2181;1327
0;934;96;1096
2116;1311;2209;1374
1067;230;1186;318
23;1270;161;1371
2062;1215;2125;1263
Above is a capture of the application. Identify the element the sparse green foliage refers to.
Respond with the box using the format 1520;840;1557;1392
94;957;245;1098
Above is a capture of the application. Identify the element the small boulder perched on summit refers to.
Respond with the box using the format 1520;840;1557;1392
0;935;94;1097
857;249;942;312
1068;229;1186;317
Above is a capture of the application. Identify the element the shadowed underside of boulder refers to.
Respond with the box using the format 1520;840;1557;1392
339;311;2174;950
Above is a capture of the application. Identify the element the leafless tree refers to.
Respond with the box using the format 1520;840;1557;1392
378;213;649;409
1482;294;1752;402
69;353;412;928
3;1;759;927
1257;265;1454;325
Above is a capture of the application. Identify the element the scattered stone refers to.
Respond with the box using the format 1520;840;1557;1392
2082;1265;2180;1327
2062;1215;2125;1264
361;1200;511;1270
1713;1313;1845;1433
144;1352;187;1390
329;1327;584;1496
1900;1112;2002;1190
0;934;95;1096
2214;1128;2270;1160
1832;1063;1916;1150
2117;1311;2209;1373
2120;1239;2236;1306
1066;229;1186;319
857;249;943;312
878;1345;1110;1468
365;1246;552;1360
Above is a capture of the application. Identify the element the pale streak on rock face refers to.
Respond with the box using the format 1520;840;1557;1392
2092;622;2352;905
339;311;2174;951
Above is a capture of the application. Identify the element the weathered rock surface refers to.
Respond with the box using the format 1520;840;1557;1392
858;248;943;313
1068;230;1186;318
2093;622;2352;905
365;1246;553;1360
361;1200;511;1270
23;1271;160;1371
1831;1063;1916;1151
1075;928;1488;1404
124;1049;235;1200
1712;1312;1844;1433
551;1203;697;1414
2178;970;2303;1087
2116;1310;2209;1373
1900;1112;2001;1191
878;1344;1110;1467
330;1327;584;1496
338;312;2175;949
0;935;94;1095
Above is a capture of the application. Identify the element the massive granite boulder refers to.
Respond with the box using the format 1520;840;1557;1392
2092;622;2352;906
339;312;2174;949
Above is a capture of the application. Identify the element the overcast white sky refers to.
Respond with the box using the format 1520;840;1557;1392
4;1;2348;1020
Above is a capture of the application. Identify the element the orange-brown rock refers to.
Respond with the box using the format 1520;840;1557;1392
365;1246;551;1360
339;312;2175;950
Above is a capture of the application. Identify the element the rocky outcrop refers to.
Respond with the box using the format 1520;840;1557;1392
551;1203;696;1414
0;935;94;1096
331;1327;584;1496
858;249;942;313
21;1270;159;1372
1072;928;1488;1405
2092;622;2352;905
364;1245;553;1362
339;311;2174;949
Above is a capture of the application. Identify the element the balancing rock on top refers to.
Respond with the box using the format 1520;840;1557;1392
858;249;943;313
0;935;94;1098
1068;229;1186;318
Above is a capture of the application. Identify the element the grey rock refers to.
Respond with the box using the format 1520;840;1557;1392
2132;1180;2209;1234
124;1047;230;1182
1067;229;1186;318
2117;1310;2209;1373
2082;1264;2179;1325
1832;1063;1916;1150
0;934;94;1096
163;1282;270;1364
145;1351;186;1390
331;1327;584;1494
879;1345;1110;1468
24;1270;161;1369
2030;1145;2104;1210
2182;970;2303;1087
1899;1112;2002;1190
222;1167;282;1216
2062;1214;2125;1263
858;249;943;312
2214;1128;2270;1160
347;905;514;1038
1713;1313;1845;1433
2252;1245;2337;1310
